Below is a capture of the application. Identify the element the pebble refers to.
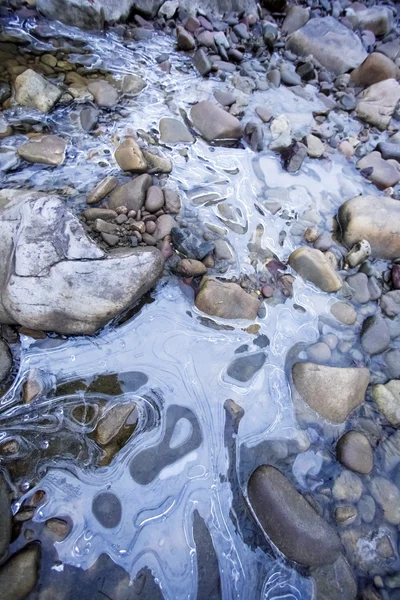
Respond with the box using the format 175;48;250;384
145;186;164;213
361;314;390;355
336;431;373;474
332;470;363;503
306;342;331;363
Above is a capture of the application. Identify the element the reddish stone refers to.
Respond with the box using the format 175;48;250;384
392;264;400;289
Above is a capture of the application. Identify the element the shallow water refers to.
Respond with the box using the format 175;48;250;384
1;10;399;600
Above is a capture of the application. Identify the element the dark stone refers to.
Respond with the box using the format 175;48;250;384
261;0;286;12
245;121;264;152
171;227;215;260
361;314;390;355
392;264;400;289
0;474;11;563
227;352;266;382
80;106;99;132
281;142;307;172
378;141;400;162
0;544;41;600
92;492;122;528
193;49;212;76
193;511;221;600
338;93;356;111
296;61;315;81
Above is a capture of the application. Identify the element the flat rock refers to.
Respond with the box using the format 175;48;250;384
14;69;61;113
292;362;369;423
351;53;398;87
17;135;66;166
159;118;194;144
191;101;243;143
0;544;40;600
337;195;400;259
108;175;152;212
357;151;400;189
195;277;259;320
286;17;367;75
0;339;12;384
289;246;342;292
87;80;118;108
336;431;373;474
330;302;357;325
247;465;341;567
115;138;147;172
372;380;400;426
355;79;400;130
0;190;163;334
87;176;118;205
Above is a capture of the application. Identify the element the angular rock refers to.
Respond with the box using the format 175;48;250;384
159;118;194;144
142;150;172;174
14;69;61;113
0;339;12;384
286;17;367;75
282;141;307;172
282;6;309;36
0;544;40;600
176;26;195;51
336;431;373;475
115;139;147;172
292;362;369;423
369;477;400;525
337;195;400;259
87;176;118;205
305;134;324;158
171;228;214;260
191;101;243;143
87;80;118;108
0;190;163;334
351;53;398;88
17;135;67;166
357;151;400;189
360;314;390;355
289;247;342;293
372;380;400;426
330;302;357;325
108;175;152;212
193;49;212;77
247;465;341;567
346;272;370;304
163;189;180;214
195;277;259;320
122;74;146;95
355;79;400;130
80;106;99;132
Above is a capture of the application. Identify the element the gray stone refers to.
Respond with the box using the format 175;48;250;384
306;134;324;158
369;477;400;525
336;431;373;475
227;352;266;382
289;247;342;293
248;465;341;567
354;5;393;37
378;141;400;162
83;208;118;221
385;350;400;379
357;495;375;524
337;195;400;259
17;135;66;166
195;277;259;320
145;186;164;213
0;190;163;334
0;148;18;173
0;474;11;562
159;118;194;144
306;342;331;363
381;291;400;318
37;0;105;28
193;49;212;77
280;68;302;86
355;79;400;130
14;69;61;113
191;101;243;143
292;362;369;423
109;175;152;212
163;189;180;214
282;142;307;173
80;106;99;132
357;151;400;189
0;544;40;600
286;17;367;75
142;150;172;174
87;176;118;205
0;339;12;384
372;380;400;426
154;214;176;241
87;80;118;108
330;302;357;325
122;74;146;95
312;555;357;600
282;5;310;36
346;273;370;304
361;314;390;355
171;228;214;261
332;470;362;502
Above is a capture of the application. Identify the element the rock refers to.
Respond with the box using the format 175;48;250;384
176;26;195;51
95;402;136;445
306;342;331;363
292;362;369;423
355;79;400;130
280;68;302;86
346;273;370;304
351;53;398;88
195;277;259;320
286;17;367;75
271;114;291;138
87;80;118;108
330;302;357;325
306;134;324;158
345;240;371;268
281;142;307;173
357;151;400;189
369;477;400;525
381;291;400;318
282;6;309;36
0;190;163;334
0;474;11;562
163;189;180;214
102;233;119;246
312;555;357;600
247;465;341;567
145;186;164;213
37;0;105;28
392;264;400;289
360;314;390;355
0;148;18;173
108;175;152;212
378;141;400;162
261;0;286;12
17;135;67;166
115;139;147;172
142;150;172;174
336;431;373;475
14;69;61;113
87;176;118;205
354;6;393;37
175;259;207;278
0;544;40;600
372;380;400;426
122;74;146;95
332;470;362;502
334;505;357;525
153;214;176;241
337;195;400;259
385;350;400;378
0;339;12;384
83;209;118;222
80;106;99;132
191;101;243;143
193;49;212;76
227;353;267;384
255;107;273;123
159;118;194;144
170;228;214;260
289;247;342;293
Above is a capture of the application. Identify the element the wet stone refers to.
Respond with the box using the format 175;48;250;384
195;277;259;321
0;544;40;600
332;470;362;503
226;352;266;382
159;118;194;144
145;186;164;213
193;49;212;77
87;80;118;108
336;431;373;475
17;135;67;166
369;477;400;525
87;176;118;205
289;247;342;293
115;138;147;172
92;492;122;528
171;228;214;261
372;380;400;426
0;339;12;384
361;314;390;355
15;68;61;113
80;106;99;132
0;474;11;562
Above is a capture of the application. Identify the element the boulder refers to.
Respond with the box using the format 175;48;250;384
337;195;400;259
0;190;163;334
108;175;152;212
289;247;342;293
17;135;67;166
286;17;367;75
114;139;147;172
191;101;243;143
355;79;400;130
351;53;398;87
247;465;341;567
0;544;40;600
372;380;400;426
336;431;373;475
14;69;61;113
292;362;369;423
37;0;106;28
195;277;259;320
357;151;400;189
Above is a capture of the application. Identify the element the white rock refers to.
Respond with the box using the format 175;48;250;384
15;69;61;113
